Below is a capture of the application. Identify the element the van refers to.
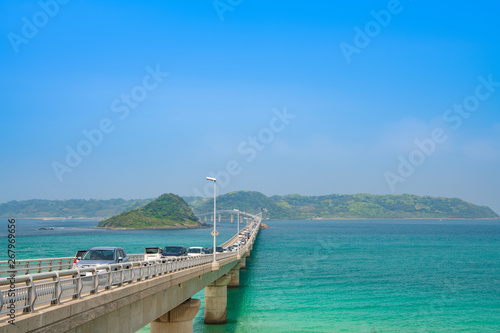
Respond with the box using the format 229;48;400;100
187;247;205;256
163;246;187;257
144;247;163;260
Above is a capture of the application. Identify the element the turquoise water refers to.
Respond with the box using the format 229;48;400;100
2;219;500;332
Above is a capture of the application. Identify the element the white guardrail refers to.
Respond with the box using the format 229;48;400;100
0;258;75;278
0;217;261;319
0;212;261;278
0;255;144;278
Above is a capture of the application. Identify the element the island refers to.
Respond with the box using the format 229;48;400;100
189;191;499;220
97;193;201;229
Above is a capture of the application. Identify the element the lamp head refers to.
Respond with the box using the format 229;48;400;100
206;177;216;181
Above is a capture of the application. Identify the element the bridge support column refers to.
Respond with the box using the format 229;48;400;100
151;298;200;333
240;256;246;269
227;263;241;288
204;275;230;324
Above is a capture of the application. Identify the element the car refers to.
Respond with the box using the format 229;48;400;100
162;246;187;257
187;247;205;256
73;249;88;267
144;247;163;260
206;246;224;254
75;247;129;275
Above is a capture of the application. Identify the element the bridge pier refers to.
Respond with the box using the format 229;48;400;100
227;263;241;288
240;256;246;269
151;298;201;333
204;275;230;324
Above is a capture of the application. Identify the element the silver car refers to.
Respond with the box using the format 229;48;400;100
75;247;129;275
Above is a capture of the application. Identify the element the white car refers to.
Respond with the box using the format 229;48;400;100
144;247;163;261
187;247;205;256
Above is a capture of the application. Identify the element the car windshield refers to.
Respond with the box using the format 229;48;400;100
145;248;160;254
83;250;115;261
164;247;183;255
188;248;201;253
216;247;223;252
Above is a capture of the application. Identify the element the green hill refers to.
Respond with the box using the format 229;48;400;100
190;191;295;219
97;193;200;229
189;191;498;220
0;198;151;219
270;193;498;219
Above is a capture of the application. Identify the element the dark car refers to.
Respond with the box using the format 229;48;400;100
163;246;187;257
73;249;88;267
75;247;129;275
206;246;224;254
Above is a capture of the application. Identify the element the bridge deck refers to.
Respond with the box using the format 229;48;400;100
0;214;262;332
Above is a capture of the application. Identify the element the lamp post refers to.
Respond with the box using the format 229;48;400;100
206;177;219;269
233;209;240;259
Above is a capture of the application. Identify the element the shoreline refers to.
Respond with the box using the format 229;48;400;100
95;224;211;230
6;216;499;221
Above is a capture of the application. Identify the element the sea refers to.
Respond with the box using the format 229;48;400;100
1;218;499;332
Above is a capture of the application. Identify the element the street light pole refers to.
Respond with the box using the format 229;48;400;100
206;177;219;270
233;209;240;259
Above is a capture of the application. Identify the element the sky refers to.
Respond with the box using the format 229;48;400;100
1;1;500;214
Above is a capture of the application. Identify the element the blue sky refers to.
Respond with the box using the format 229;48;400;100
1;1;500;214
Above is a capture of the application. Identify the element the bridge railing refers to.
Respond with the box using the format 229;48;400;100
0;213;262;277
0;219;261;319
0;258;75;278
128;254;145;262
0;256;152;279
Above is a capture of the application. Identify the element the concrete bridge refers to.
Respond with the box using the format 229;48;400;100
195;209;258;224
0;212;262;333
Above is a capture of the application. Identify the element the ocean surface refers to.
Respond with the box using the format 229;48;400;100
1;218;499;332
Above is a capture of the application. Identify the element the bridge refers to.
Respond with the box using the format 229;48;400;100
195;210;259;223
0;211;263;333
